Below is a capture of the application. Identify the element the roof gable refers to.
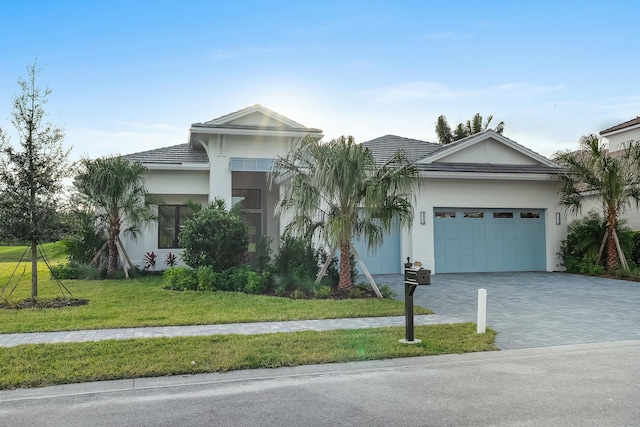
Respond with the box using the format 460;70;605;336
418;130;558;168
193;104;321;132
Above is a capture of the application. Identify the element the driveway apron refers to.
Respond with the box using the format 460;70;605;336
373;272;640;349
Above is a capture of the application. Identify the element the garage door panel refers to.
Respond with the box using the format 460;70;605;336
434;208;545;273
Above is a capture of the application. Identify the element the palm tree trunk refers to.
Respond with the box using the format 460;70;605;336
107;236;119;274
606;226;618;270
338;243;352;292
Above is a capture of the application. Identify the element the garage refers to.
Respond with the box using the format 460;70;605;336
352;221;401;274
434;208;546;273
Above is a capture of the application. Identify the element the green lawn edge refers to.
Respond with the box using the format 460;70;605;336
0;275;432;334
0;323;497;390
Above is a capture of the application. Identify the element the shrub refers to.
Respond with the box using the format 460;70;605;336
144;251;158;271
227;267;268;295
560;211;633;273
178;199;248;271
163;267;197;291
50;261;79;280
314;285;332;299
165;252;177;267
196;265;218;291
50;261;102;280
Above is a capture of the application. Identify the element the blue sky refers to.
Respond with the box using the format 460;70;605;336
1;1;638;160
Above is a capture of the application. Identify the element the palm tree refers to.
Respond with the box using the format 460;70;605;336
74;156;158;275
270;135;418;292
436;113;505;144
553;134;640;270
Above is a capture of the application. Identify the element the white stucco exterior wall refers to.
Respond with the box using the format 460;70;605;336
407;177;567;273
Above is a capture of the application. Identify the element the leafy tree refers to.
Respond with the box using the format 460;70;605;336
271;135;418;292
73;156;157;275
178;199;248;271
553;134;640;270
436;113;505;144
0;62;71;299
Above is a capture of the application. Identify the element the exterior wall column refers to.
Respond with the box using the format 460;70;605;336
208;135;232;206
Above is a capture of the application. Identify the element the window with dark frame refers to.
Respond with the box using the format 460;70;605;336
493;212;514;219
232;189;261;210
158;205;193;249
520;212;541;219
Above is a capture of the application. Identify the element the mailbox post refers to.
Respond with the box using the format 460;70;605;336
401;257;430;344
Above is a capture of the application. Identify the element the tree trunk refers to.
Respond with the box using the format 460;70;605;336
31;237;38;300
606;225;618;270
338;243;352;292
107;236;119;274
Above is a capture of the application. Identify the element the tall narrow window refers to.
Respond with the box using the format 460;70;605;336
158;205;193;249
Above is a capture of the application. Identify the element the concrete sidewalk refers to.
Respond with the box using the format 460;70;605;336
0;314;464;347
2;340;639;426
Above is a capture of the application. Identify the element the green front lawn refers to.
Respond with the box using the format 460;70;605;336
0;323;497;389
0;262;432;334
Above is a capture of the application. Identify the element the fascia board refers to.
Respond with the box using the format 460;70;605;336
190;127;322;138
145;163;210;171
600;124;640;137
419;171;557;181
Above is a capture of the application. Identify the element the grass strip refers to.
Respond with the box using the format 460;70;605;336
0;323;496;389
0;275;431;334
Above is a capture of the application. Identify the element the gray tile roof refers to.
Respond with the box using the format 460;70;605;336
363;135;442;163
123;143;208;164
364;133;560;175
600;116;640;135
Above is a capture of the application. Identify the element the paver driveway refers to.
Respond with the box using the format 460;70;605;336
375;272;640;349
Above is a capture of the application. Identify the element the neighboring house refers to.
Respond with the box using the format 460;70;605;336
122;105;567;274
574;116;640;231
600;116;640;153
600;116;640;230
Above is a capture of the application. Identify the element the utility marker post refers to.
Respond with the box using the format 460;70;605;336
477;288;487;334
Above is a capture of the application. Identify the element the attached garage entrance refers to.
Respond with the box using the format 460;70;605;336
352;221;401;274
434;208;546;273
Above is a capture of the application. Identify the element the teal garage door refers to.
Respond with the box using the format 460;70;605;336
434;208;546;273
352;221;401;274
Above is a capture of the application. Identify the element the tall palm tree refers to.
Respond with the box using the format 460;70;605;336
553;134;640;270
74;156;157;274
271;135;418;292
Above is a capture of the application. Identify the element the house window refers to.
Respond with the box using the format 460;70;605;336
158;205;193;249
493;212;514;219
435;211;456;218
520;212;541;219
232;189;261;209
464;211;484;219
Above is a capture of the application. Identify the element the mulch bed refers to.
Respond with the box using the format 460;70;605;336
0;298;89;310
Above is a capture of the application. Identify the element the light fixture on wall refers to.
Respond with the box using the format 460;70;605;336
420;211;426;225
555;212;561;225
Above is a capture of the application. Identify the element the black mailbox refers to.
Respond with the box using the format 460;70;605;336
404;265;431;286
401;258;431;343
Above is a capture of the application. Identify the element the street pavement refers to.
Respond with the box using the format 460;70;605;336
1;340;639;426
2;272;640;425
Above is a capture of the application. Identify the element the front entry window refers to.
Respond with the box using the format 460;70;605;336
158;205;193;249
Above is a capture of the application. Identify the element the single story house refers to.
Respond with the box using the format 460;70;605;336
123;104;567;274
